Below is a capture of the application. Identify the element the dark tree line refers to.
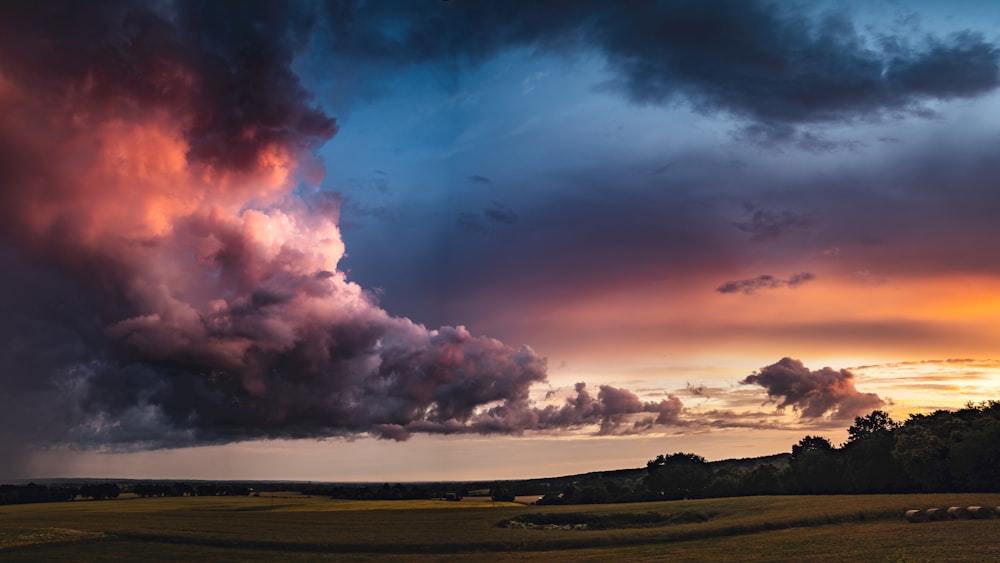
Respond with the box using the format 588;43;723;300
542;402;1000;504
133;483;194;497
80;483;121;500
0;483;77;505
0;481;260;505
0;482;121;504
780;402;1000;495
131;483;250;497
302;482;468;501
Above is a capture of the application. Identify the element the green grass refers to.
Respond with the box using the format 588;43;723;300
2;492;1000;560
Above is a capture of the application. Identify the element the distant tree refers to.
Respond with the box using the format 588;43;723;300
846;410;899;443
895;402;1000;492
705;467;739;498
48;486;77;502
195;484;219;497
81;483;120;500
534;492;565;505
577;484;610;504
644;453;711;500
739;463;782;496
172;483;194;497
490;482;515;503
790;435;834;461
842;411;908;493
948;402;1000;491
785;436;842;494
892;420;951;491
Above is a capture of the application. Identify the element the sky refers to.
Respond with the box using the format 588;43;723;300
3;0;1000;482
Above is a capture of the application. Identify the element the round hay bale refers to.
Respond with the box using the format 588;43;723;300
905;509;925;523
968;506;991;519
947;506;969;519
925;508;946;521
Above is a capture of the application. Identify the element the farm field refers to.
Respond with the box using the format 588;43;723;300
2;492;1000;561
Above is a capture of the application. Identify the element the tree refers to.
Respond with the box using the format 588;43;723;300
790;435;834;461
740;463;781;495
644;452;711;500
846;410;898;444
892;414;952;491
490;482;514;503
81;483;120;500
842;411;908;493
785;436;841;494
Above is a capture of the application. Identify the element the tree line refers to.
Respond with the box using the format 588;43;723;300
539;401;1000;504
0;482;119;505
0;482;258;505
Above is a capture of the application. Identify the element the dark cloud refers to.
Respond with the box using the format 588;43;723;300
742;357;884;420
733;202;811;241
337;194;395;230
596;4;999;123
3;0;998;467
312;0;1000;126
0;246;123;473
468;174;493;185
455;203;518;233
734;123;864;152
345;174;392;194
886;31;1000;101
650;162;675;176
0;0;695;462
717;272;815;294
0;0;337;174
483;202;519;225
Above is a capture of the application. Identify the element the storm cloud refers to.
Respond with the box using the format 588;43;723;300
0;0;701;455
3;0;999;472
313;0;1000;125
742;357;885;420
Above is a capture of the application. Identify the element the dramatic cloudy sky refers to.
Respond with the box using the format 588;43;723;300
3;0;1000;481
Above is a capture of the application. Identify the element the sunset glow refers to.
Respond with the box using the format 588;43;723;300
2;1;1000;481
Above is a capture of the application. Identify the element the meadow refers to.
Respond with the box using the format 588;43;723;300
2;492;1000;561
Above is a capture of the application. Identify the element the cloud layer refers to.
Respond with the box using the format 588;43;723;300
1;0;996;466
313;0;1000;125
0;1;583;450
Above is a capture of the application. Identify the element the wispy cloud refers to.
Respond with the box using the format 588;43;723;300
733;203;811;241
717;272;815;294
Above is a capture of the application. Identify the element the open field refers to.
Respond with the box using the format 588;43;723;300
3;492;1000;561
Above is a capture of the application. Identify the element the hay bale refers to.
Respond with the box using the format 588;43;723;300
968;506;991;519
947;506;969;519
925;508;946;521
905;509;925;523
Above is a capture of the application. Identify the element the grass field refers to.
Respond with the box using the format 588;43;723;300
2;492;1000;561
